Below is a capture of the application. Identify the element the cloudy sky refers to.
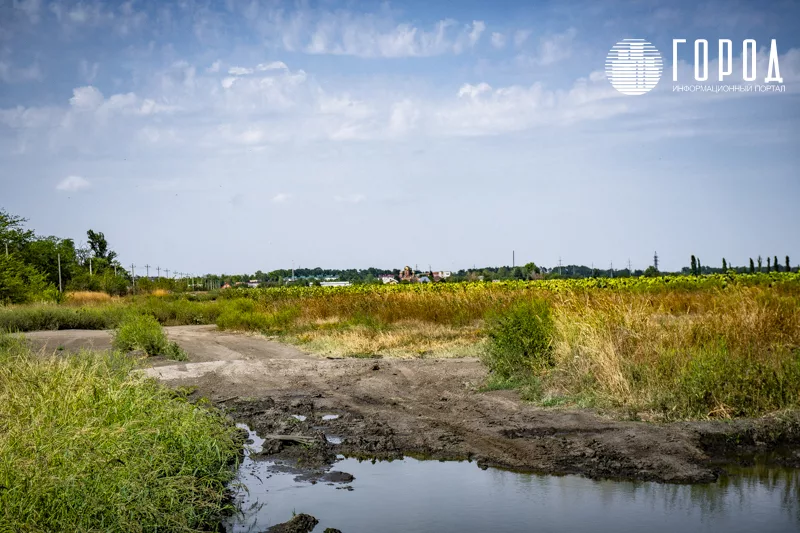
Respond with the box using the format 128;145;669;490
1;0;798;274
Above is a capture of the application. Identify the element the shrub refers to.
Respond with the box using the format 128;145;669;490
483;299;555;378
0;254;54;304
113;314;187;360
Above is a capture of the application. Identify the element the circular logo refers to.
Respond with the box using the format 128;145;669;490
605;39;663;95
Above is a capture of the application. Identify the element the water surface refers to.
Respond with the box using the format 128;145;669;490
226;426;800;533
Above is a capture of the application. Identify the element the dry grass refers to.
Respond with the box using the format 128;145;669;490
151;288;170;297
543;288;800;417
65;291;114;305
288;319;485;359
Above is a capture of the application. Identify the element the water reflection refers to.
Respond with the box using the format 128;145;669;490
225;426;800;533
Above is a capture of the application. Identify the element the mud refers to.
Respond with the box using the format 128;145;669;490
26;325;800;484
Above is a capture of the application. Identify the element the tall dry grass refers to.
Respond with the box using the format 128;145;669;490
65;290;114;305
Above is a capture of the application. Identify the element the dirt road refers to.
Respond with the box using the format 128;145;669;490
23;326;800;483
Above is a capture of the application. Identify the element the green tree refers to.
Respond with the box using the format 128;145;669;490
523;262;540;279
643;266;659;277
774;256;779;272
757;256;763;272
0;208;34;255
87;230;117;263
697;257;701;274
787;256;792;273
722;258;727;271
690;255;697;275
767;257;771;272
749;258;755;274
0;254;53;303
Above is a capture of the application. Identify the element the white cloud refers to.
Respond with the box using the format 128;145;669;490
0;61;43;83
334;194;366;203
514;29;531;48
491;32;506;49
267;9;487;57
468;21;486;46
256;61;288;71
56;175;90;191
228;66;254;76
271;193;291;203
206;60;221;73
78;60;99;83
535;27;578;66
13;0;42;24
70;86;104;110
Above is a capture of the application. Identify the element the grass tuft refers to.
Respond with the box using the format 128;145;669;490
0;333;240;532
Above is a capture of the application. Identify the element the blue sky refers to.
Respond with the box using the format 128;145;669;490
1;0;798;274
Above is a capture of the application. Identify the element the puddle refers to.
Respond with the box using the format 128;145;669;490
290;414;307;421
226;425;800;533
321;414;339;421
325;435;342;445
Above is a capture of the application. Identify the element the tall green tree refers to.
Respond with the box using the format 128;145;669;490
0;208;34;255
767;257;771;272
86;230;117;263
774;256;780;272
690;255;697;275
787;256;792;273
697;257;701;274
758;256;763;272
749;258;755;274
722;258;727;271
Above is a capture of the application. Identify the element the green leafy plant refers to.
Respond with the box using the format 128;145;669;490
482;299;555;378
113;314;187;360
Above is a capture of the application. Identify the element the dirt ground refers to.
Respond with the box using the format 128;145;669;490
23;326;800;484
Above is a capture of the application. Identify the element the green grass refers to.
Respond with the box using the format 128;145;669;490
113;314;187;361
482;299;555;378
0;334;241;532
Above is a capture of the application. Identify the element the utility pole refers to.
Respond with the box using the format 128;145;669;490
131;264;136;294
145;264;150;278
165;269;170;278
654;251;659;272
627;259;632;275
558;257;562;276
157;266;161;279
89;256;93;276
512;250;515;268
57;253;62;292
610;261;614;278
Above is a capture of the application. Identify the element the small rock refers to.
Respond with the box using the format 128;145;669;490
266;513;319;532
372;363;380;371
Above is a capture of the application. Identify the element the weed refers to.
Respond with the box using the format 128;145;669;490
113;314;187;360
483;299;555;378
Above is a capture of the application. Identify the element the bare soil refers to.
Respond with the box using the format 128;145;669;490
23;326;800;484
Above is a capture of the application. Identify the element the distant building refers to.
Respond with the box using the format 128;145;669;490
320;281;351;287
247;280;260;288
379;274;397;284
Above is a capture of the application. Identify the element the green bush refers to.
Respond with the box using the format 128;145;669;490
113;314;187;360
483;299;555;378
0;335;240;531
0;254;54;304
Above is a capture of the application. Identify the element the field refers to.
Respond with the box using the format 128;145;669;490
2;272;799;420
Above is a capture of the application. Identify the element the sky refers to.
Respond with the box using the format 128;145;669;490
1;0;798;275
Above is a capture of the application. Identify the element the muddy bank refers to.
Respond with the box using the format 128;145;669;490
222;388;800;485
28;326;800;484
